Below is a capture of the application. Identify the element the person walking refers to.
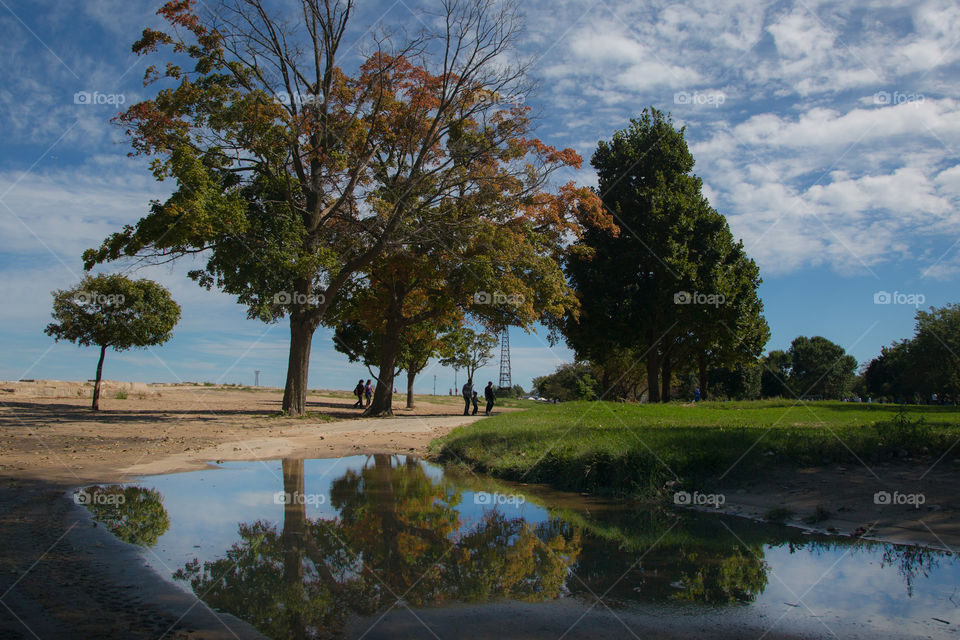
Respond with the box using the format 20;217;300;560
364;379;373;407
471;390;479;415
352;379;365;408
462;379;473;416
484;381;495;416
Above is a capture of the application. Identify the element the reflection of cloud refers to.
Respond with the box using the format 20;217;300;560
758;543;960;631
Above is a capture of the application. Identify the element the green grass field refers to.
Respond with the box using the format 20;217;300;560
432;400;960;497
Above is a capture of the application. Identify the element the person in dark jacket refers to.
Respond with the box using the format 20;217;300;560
353;379;364;408
471;390;479;415
462;379;473;416
364;380;373;407
484;381;495;416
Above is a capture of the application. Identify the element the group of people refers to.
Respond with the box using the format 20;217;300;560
462;379;496;416
353;379;373;408
351;376;496;416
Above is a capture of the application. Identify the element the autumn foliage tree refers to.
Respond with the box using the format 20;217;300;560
83;0;602;415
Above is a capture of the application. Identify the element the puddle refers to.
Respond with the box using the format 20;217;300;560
75;455;959;639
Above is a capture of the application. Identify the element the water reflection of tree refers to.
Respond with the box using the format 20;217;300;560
175;455;581;639
79;484;170;546
566;509;768;605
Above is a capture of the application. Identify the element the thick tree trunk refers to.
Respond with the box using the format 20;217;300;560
406;370;416;409
660;351;672;403
366;312;402;416
698;352;709;400
92;344;106;411
646;342;660;404
282;313;318;417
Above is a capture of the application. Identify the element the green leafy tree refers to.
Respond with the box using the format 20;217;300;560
864;340;918;401
532;362;598;401
760;349;792;398
45;274;180;410
787;336;857;399
680;207;769;399
911;304;960;400
565;108;764;402
439;328;498;390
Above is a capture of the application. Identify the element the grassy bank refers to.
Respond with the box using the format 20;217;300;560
432;400;960;497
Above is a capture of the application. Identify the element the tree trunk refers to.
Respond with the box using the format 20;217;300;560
92;344;107;411
366;311;402;416
282;313;318;417
601;362;612;400
698;351;709;400
660;351;672;403
406;370;416;409
646;339;660;404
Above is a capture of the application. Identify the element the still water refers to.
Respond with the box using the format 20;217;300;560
78;455;959;639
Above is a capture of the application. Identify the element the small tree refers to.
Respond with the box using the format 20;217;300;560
45;274;181;410
439;328;497;390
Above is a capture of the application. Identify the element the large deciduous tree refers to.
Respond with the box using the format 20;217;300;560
786;335;857;399
45;274;181;410
84;0;593;416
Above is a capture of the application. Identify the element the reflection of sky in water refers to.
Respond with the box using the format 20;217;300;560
755;543;959;633
117;455;960;636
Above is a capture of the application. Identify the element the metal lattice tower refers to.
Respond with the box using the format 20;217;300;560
497;328;512;391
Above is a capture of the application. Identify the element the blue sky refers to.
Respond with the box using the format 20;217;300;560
1;0;959;393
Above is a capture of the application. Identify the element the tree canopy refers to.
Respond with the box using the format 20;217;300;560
564;107;767;402
45;274;180;409
82;0;603;416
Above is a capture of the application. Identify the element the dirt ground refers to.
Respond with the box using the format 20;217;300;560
0;382;957;639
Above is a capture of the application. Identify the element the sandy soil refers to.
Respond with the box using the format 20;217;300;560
1;382;957;639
